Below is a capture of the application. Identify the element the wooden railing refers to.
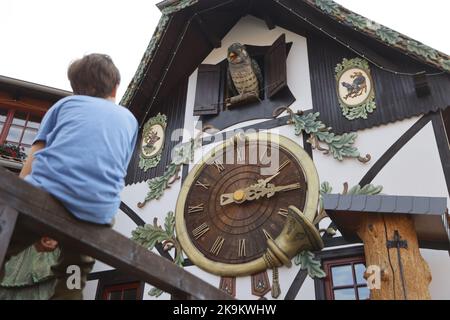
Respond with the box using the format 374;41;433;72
0;167;232;300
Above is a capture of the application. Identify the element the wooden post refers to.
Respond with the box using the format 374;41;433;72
0;205;19;267
357;213;432;300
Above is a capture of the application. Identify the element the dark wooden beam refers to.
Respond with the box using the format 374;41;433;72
252;2;276;30
262;13;276;30
431;111;450;197
202;111;312;148
0;168;232;300
359;113;433;186
0;205;18;267
284;268;308;300
194;15;221;49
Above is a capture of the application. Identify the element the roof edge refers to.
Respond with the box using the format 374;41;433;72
304;0;450;73
0;75;72;98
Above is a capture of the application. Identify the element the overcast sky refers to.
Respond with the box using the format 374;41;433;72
0;0;448;101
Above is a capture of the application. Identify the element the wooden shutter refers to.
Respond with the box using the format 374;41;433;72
264;34;287;99
193;64;221;116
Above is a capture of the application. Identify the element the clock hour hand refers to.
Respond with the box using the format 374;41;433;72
220;193;235;206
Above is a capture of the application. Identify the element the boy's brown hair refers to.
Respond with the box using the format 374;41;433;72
67;53;121;98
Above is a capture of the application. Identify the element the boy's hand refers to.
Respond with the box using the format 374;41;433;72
34;237;58;252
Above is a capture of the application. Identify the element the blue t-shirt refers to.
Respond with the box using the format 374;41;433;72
25;95;138;224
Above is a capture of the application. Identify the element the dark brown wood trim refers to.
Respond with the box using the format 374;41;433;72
0;205;19;267
119;202;145;226
89;269;145;300
302;133;313;159
314;246;365;300
431;110;450;196
181;163;190;184
284;268;308;300
323;236;351;248
194;15;221;49
202;112;312;148
359;113;433;186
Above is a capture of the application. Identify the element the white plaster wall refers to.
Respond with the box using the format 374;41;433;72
83;279;98;300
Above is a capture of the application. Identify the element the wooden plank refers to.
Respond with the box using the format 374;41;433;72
0;204;18;267
0;168;232;300
357;214;432;299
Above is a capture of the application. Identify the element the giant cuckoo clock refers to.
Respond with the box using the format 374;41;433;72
193;34;295;131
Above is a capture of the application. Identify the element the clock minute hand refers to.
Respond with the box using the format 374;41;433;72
265;182;301;198
246;182;301;201
220;182;301;206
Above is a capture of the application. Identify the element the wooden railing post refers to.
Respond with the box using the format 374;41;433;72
0;204;18;267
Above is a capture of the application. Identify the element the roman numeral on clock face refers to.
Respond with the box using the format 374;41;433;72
277;208;288;217
262;229;273;240
238;239;246;257
278;160;290;172
195;180;209;190
188;203;204;214
236;147;245;163
213;160;225;173
192;223;210;239
210;236;225;256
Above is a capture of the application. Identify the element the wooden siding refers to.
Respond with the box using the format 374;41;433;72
125;79;188;185
307;33;450;134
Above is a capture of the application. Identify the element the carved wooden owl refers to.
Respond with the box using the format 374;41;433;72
227;43;263;98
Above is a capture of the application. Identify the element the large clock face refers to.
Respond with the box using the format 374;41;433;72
175;132;319;276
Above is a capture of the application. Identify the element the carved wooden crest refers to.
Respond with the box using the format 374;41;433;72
335;58;376;120
139;113;167;171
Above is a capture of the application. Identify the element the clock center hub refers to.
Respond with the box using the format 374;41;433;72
233;189;245;202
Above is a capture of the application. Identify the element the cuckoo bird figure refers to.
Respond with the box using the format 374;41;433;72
227;43;263;105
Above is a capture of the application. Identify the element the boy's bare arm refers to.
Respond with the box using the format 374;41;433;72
19;141;46;178
18;141;59;252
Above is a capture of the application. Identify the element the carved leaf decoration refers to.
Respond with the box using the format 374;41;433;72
172;139;199;166
148;287;163;298
132;222;171;250
138;135;203;208
164;211;175;238
288;110;370;162
314;0;339;15
139;154;162;172
407;40;438;60
442;59;450;72
345;13;367;29
138;163;180;207
320;181;333;196
294;251;326;278
327;132;360;160
132;211;185;298
347;183;383;195
291;112;326;135
376;27;400;45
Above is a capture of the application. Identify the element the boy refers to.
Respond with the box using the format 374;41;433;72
0;53;138;299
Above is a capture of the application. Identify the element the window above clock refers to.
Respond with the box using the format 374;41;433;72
193;34;295;131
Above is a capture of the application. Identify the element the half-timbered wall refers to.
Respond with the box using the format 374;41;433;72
84;15;450;300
